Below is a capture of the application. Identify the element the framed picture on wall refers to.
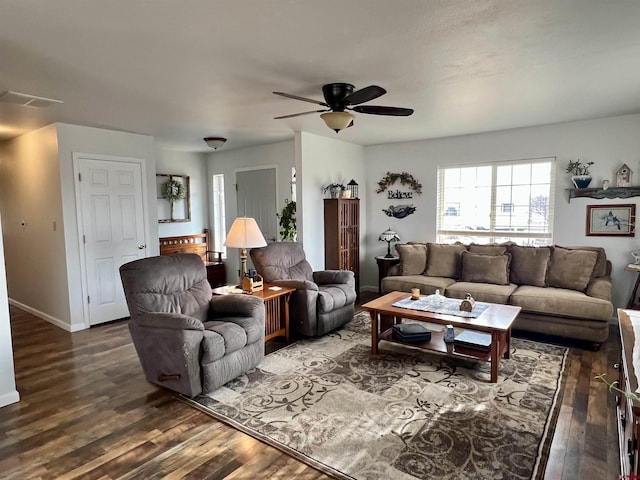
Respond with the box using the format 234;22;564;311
586;204;635;236
157;174;191;223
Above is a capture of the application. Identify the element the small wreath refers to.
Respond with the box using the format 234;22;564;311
376;171;422;194
161;179;186;201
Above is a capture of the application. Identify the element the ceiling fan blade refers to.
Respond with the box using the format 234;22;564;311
352;105;414;116
274;109;328;119
344;85;386;105
273;91;328;107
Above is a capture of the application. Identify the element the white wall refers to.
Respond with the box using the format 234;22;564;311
207;141;295;283
156;148;208;237
297;132;365;271
56;123;157;330
0;212;19;408
0;123;157;331
0;125;71;328
363;114;640;309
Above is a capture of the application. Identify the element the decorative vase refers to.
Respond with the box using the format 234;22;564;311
330;186;341;198
571;175;592;189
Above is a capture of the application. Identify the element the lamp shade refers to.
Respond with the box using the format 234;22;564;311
378;228;400;243
320;111;355;133
203;137;227;150
224;217;267;249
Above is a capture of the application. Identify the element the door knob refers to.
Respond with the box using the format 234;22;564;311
138;244;146;249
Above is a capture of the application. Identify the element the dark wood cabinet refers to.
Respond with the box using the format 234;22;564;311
324;199;360;293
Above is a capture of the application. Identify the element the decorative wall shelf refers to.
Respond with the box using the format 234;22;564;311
566;186;640;203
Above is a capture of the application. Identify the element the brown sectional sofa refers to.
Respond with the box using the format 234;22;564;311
381;242;614;345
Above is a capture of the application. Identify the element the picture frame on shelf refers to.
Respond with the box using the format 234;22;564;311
586;204;635;237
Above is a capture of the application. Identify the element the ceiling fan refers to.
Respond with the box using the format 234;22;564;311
273;83;414;133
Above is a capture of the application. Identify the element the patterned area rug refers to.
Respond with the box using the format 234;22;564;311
184;312;567;480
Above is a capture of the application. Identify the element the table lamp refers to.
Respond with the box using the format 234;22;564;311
224;217;267;278
378;228;400;258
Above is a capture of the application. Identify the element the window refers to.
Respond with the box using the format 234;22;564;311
501;203;514;213
437;158;555;245
212;174;226;256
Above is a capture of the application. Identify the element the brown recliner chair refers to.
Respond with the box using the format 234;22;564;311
250;242;356;337
119;253;265;397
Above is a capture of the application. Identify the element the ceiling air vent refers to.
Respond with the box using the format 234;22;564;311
0;90;63;107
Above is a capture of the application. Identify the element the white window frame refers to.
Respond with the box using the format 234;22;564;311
436;157;556;245
212;174;226;257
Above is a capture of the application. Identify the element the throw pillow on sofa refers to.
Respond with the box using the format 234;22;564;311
510;245;552;287
395;243;428;276
547;246;598;292
461;251;511;285
468;243;510;256
425;243;467;278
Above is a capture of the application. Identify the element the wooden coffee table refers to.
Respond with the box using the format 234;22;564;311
363;291;522;383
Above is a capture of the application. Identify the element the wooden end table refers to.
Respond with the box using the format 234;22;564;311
363;291;521;383
375;256;400;294
212;283;295;343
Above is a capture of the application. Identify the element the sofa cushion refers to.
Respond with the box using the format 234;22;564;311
510;285;612;321
547;246;598;292
468;243;510;256
382;275;456;295
395;243;428;276
509;245;551;287
317;284;357;312
562;246;608;277
446;281;518;304
425;243;467;278
203;321;247;357
460;251;510;285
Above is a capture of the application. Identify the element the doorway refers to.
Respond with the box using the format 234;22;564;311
236;167;278;242
75;155;147;325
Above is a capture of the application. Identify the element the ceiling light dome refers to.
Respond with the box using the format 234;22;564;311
320;111;354;133
203;137;227;150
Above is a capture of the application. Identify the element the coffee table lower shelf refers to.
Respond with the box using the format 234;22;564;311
378;328;493;362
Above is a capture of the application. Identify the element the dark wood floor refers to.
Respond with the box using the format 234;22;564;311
0;294;622;479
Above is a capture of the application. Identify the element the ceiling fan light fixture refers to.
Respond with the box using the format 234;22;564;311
320;111;355;133
203;137;227;150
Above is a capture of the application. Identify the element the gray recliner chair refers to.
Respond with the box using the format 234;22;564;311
250;242;356;337
119;253;265;397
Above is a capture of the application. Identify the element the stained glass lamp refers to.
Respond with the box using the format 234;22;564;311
378;228;400;258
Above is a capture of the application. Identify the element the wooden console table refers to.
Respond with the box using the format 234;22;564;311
212;283;295;343
616;309;640;477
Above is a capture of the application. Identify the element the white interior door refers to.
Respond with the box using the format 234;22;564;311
237;168;277;242
78;157;146;325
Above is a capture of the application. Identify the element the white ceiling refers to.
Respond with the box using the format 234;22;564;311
1;1;640;152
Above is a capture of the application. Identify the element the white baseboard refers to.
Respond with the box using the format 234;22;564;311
8;299;86;332
0;390;20;408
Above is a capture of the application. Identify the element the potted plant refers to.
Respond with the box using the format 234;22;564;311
566;159;594;188
276;198;296;241
322;182;346;199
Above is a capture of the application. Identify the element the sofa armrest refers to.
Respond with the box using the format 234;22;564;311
387;264;401;277
313;270;355;287
586;276;612;301
270;279;319;291
135;312;204;331
209;294;264;318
